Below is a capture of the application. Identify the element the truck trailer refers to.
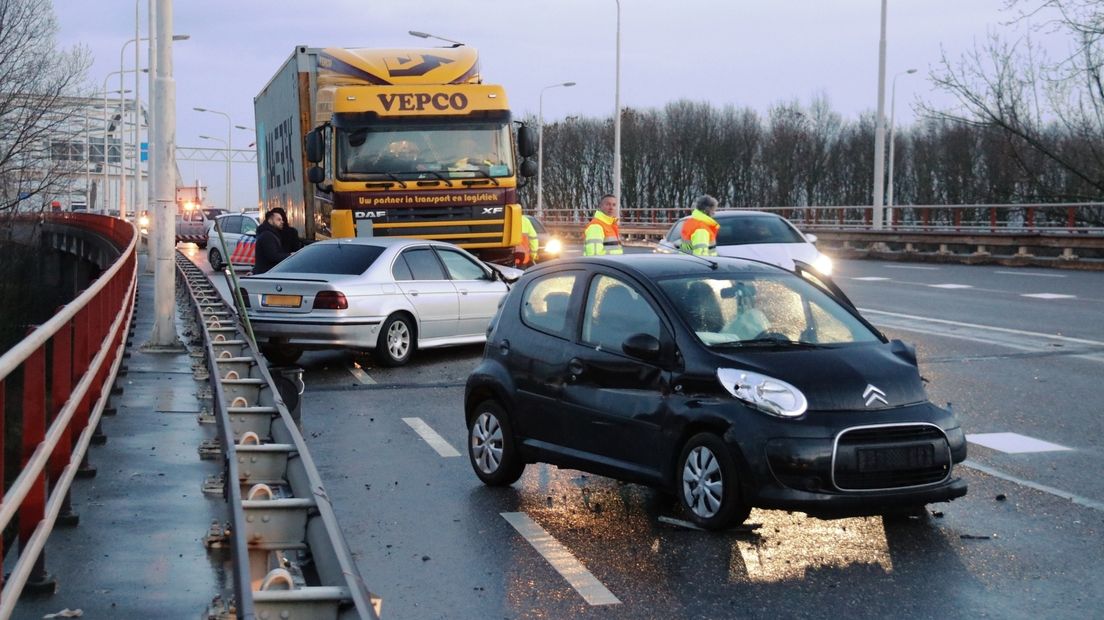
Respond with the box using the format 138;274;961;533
253;45;537;262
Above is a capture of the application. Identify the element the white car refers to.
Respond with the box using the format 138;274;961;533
241;238;521;366
655;210;833;275
207;212;262;271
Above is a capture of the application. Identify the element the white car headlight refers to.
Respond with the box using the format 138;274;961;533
138;215;150;229
716;368;808;418
545;237;562;256
813;253;833;276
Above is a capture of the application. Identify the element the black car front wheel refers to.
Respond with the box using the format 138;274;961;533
468;400;524;486
677;433;750;530
209;247;224;272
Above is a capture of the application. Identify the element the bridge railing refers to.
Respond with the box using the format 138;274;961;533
0;213;136;614
541;203;1104;235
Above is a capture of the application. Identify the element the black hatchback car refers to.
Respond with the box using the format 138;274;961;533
465;254;967;530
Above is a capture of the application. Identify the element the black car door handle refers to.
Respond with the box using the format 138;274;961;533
567;358;585;379
499;339;510;355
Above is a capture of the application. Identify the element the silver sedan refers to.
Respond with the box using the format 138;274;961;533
240;238;519;366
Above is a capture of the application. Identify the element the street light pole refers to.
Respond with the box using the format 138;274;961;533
102;71;127;214
150;0;178;347
613;0;622;214
194;107;233;211
887;68;918;221
537;81;576;220
872;0;888;229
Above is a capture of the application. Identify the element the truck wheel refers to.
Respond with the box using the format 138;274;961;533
261;344;303;366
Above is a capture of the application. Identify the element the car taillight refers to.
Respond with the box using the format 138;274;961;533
238;287;250;308
313;291;348;310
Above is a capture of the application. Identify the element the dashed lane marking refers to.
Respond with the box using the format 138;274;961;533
500;512;621;606
851;276;891;281
928;283;973;289
402;417;461;457
348;363;376;385
884;265;939;270
1021;293;1077;300
962;460;1104;512
966;432;1072;454
994;270;1067;278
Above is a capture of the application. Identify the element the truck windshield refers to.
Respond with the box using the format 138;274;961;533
337;120;513;181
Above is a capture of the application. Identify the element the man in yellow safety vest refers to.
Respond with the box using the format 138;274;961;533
583;194;623;256
515;214;540;267
680;195;720;256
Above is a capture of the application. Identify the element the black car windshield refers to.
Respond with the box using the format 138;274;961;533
267;243;384;276
716;215;805;245
658;273;880;346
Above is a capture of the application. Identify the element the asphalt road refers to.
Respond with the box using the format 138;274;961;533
187;243;1104;619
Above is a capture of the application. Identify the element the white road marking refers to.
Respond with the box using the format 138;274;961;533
859;307;1104;364
966;432;1072;454
500;512;621;606
1021;293;1077;300
994;270;1067;278
962;460;1104;512
928;283;973;289
401;417;461;457
885;265;939;270
348;362;376;385
851;276;891;281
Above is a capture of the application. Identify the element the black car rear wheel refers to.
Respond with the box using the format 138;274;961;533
677;433;750;530
468;400;524;486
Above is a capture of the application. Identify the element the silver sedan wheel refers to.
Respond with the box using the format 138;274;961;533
386;319;410;360
682;445;723;519
470;412;504;474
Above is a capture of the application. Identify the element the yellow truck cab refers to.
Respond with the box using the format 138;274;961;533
254;46;537;263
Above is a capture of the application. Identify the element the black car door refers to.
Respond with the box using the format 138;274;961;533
505;269;584;449
561;272;672;474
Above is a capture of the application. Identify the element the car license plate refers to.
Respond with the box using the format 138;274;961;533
262;294;302;308
857;445;933;472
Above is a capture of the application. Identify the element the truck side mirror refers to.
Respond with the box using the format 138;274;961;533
519;159;537;178
305;127;324;164
516;126;537;159
307;166;325;184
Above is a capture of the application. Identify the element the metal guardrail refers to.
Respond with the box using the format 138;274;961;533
0;213;137;615
540;203;1104;235
176;254;380;619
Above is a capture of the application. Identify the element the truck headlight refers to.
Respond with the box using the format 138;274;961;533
545;238;562;256
813;253;833;276
717;368;808;418
138;214;150;229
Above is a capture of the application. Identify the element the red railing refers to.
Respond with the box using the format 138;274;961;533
0;213;136;613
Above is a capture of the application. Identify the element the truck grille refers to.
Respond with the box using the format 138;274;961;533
832;424;951;491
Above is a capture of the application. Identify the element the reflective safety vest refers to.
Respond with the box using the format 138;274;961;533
515;215;540;266
583;210;622;256
680;209;719;256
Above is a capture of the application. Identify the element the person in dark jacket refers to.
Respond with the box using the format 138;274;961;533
269;207;303;252
253;209;291;274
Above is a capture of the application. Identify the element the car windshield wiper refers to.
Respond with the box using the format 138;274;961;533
460;169;500;186
712;337;823;349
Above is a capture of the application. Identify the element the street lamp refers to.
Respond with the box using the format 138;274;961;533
871;0;888;229
537;81;576;220
101;71;130;215
886;68;918;220
194;107;233;211
408;30;465;47
613;0;622;214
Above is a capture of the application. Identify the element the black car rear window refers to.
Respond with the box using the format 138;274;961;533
717;215;805;245
268;243;384;275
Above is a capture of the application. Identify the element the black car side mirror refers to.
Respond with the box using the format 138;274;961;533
622;333;661;361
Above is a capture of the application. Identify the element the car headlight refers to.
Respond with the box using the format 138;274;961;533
813;253;833;276
716;368;808;418
138;215;150;228
545;237;562;256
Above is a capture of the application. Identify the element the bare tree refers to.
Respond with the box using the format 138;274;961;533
0;0;91;219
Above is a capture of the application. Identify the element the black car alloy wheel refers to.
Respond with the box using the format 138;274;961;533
677;433;750;530
468;400;524;485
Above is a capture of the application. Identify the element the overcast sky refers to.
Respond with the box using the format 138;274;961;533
55;0;1066;210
